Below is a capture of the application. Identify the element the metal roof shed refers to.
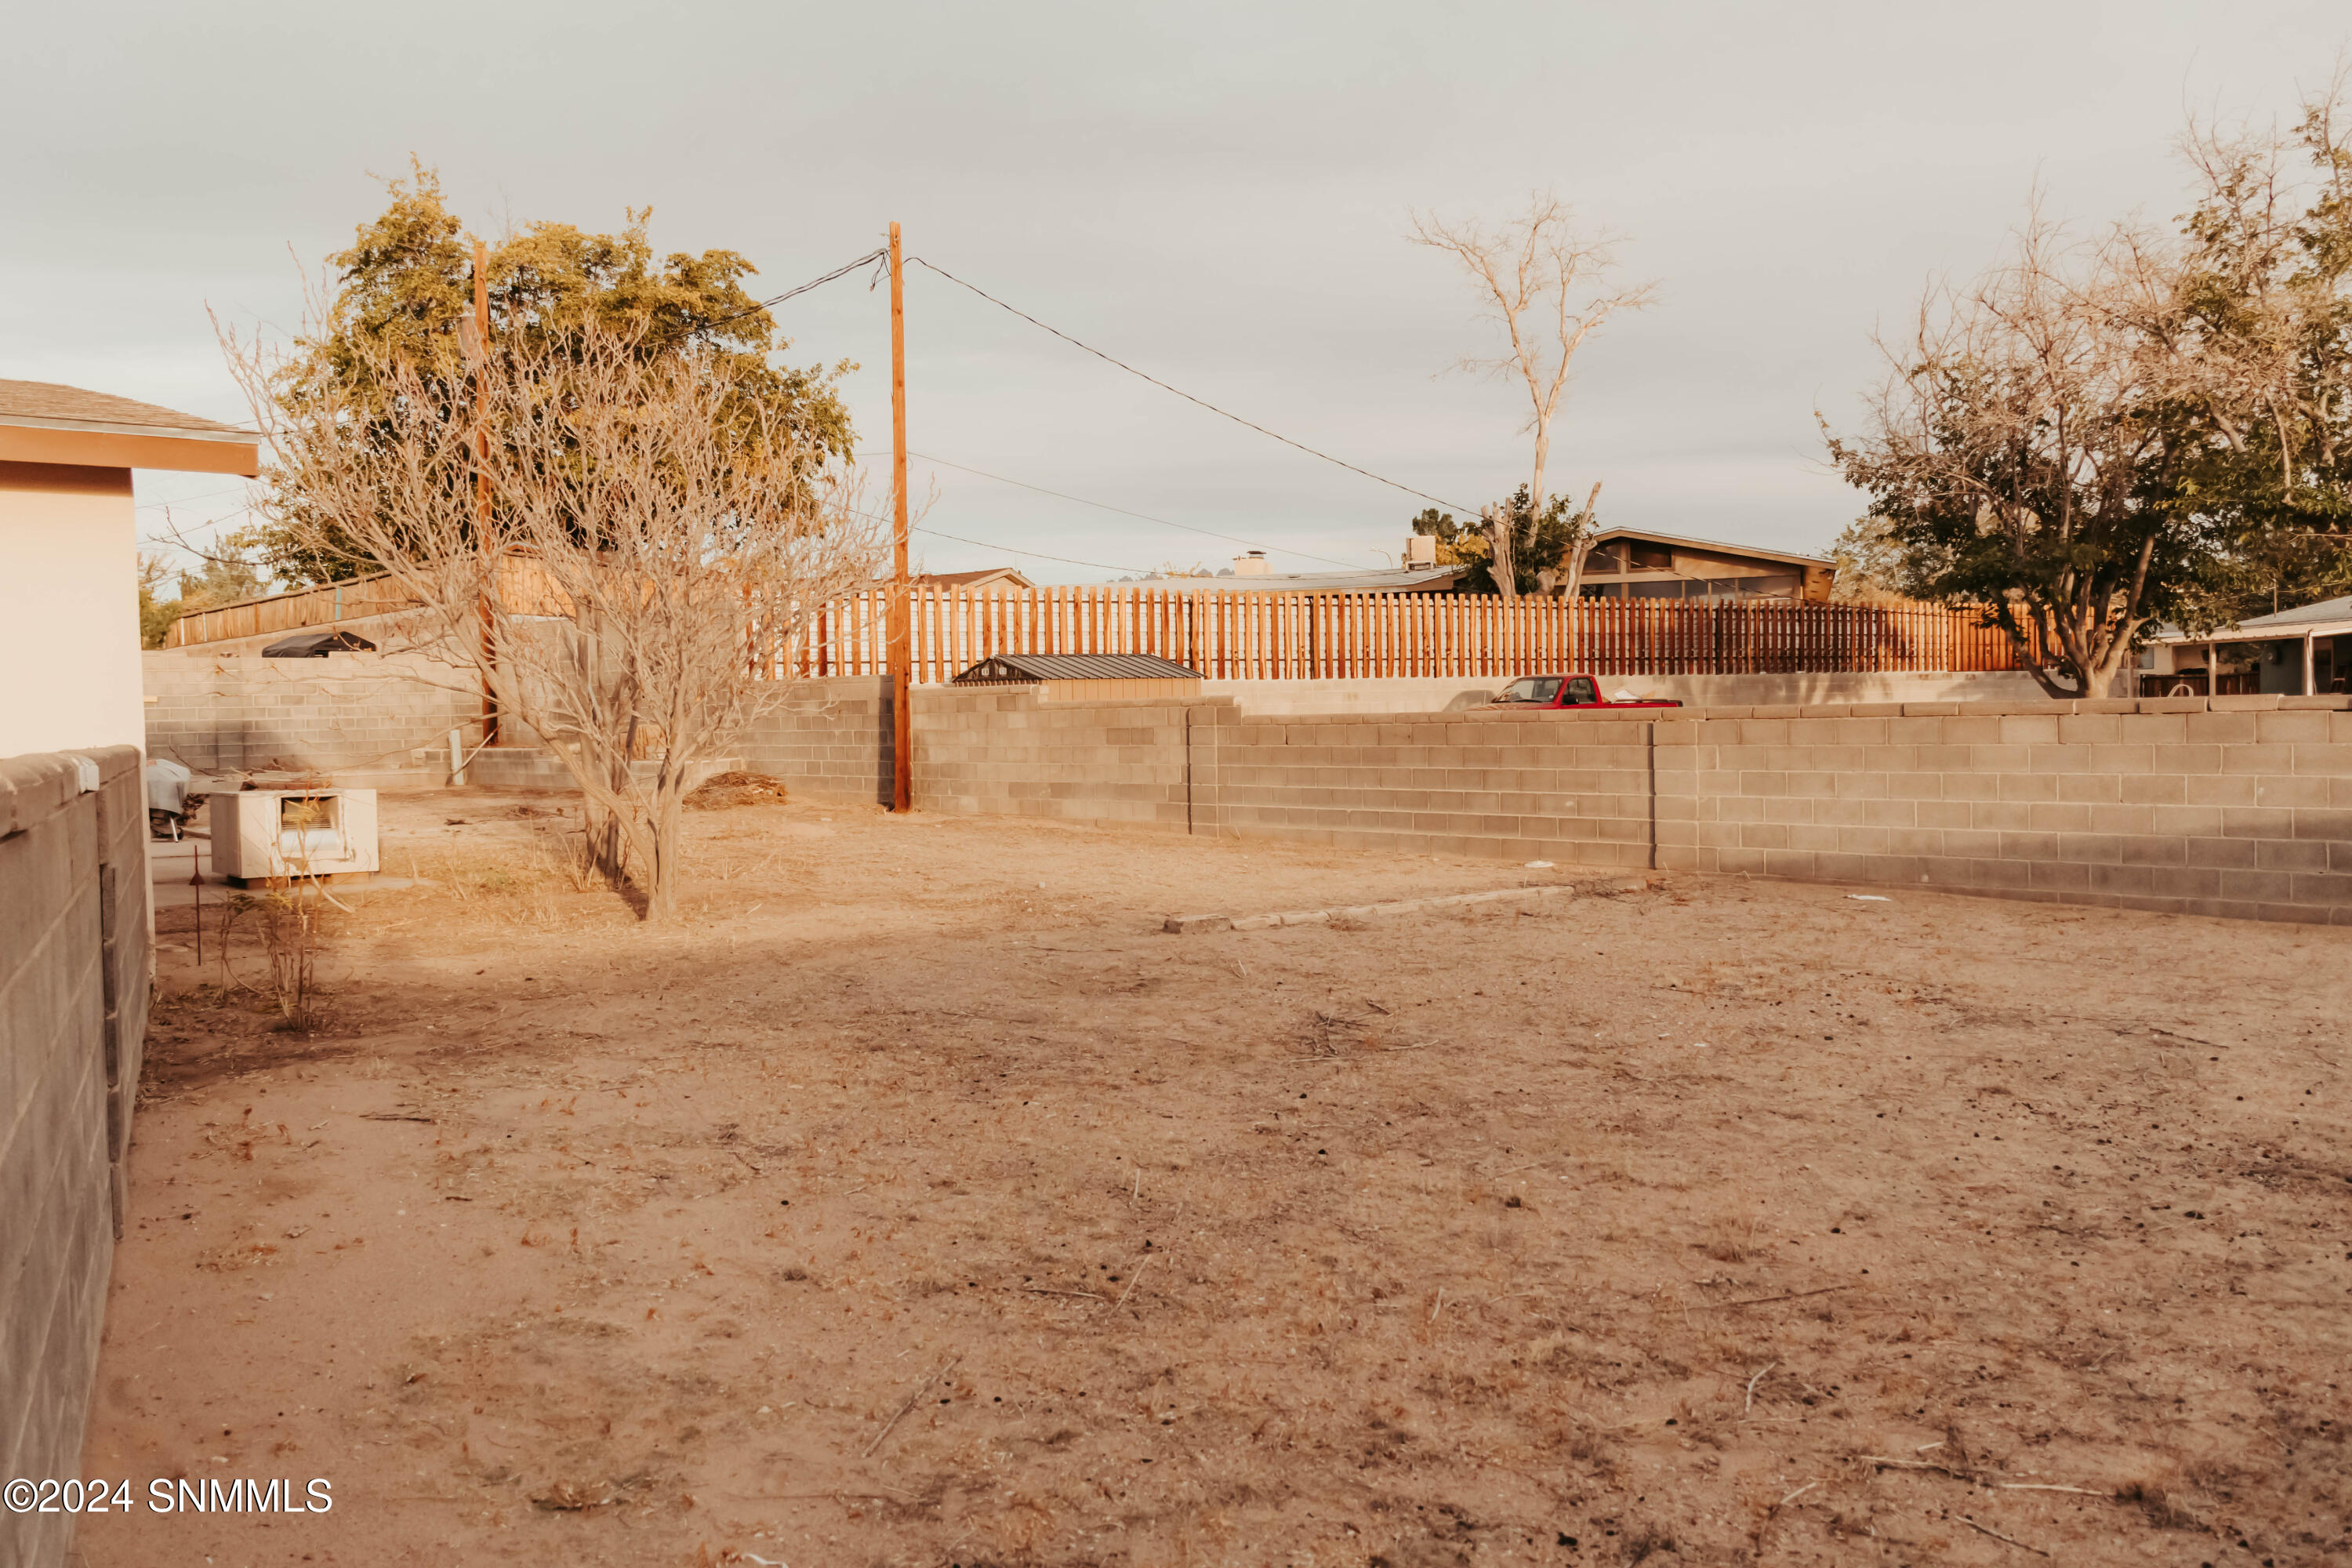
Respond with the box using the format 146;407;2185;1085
952;652;1205;702
262;629;379;657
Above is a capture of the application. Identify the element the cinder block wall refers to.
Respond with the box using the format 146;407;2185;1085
913;687;1196;829
143;650;480;783
1195;706;1657;868
1;746;151;1568
906;690;2352;923
738;676;896;807
1655;699;2352;923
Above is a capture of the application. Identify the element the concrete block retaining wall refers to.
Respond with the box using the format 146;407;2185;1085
137;656;2352;920
915;688;1194;830
1195;706;1658;868
1653;699;2352;923
143;650;480;786
1;746;151;1568
736;676;895;807
913;689;2352;924
143;656;893;804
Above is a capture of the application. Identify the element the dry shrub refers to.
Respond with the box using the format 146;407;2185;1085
684;770;790;811
1697;1232;1751;1264
198;1240;281;1272
2119;1477;2207;1531
1621;1522;1676;1563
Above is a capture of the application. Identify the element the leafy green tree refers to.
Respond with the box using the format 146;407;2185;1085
136;546;275;647
1411;485;1586;597
249;162;854;583
1828;77;2352;695
1824;225;2228;698
1825;516;1918;604
2152;87;2352;557
136;553;179;648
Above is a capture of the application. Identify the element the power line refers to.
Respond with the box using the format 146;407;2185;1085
691;247;889;336
845;501;1153;576
858;448;1368;570
136;483;256;513
913;524;1152;576
906;256;1477;515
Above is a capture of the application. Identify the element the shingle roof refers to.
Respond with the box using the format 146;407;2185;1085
2232;593;2352;630
913;567;1035;590
1584;527;1831;568
0;379;251;440
1134;565;1467;593
2152;593;2352;639
952;653;1203;684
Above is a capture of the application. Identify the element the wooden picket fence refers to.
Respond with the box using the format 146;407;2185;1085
169;571;417;648
174;576;2044;678
757;586;2045;681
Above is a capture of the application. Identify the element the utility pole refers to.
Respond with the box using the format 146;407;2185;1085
473;238;499;747
888;221;912;812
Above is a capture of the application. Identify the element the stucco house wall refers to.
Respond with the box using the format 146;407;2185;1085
0;463;144;756
0;379;260;760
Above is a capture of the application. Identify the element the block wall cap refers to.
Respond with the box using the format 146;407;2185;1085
0;752;87;833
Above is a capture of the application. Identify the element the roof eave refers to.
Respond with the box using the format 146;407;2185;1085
1584;527;1833;569
2156;622;2352;641
0;419;260;477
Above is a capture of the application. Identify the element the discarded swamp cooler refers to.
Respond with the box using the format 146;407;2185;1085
209;788;381;887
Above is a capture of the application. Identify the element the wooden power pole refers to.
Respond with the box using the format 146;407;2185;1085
473;238;499;747
888;222;913;812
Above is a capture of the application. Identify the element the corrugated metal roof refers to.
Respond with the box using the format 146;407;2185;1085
952;653;1204;684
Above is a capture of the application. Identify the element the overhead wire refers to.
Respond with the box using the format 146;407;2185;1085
906;255;1478;515
845;502;1152;575
688;247;889;336
912;525;1153;576
855;446;1369;568
887;450;1367;571
165;242;1451;584
136;482;256;512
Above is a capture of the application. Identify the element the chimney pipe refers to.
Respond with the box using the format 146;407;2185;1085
1233;551;1270;576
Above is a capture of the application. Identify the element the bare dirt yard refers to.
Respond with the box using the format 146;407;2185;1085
78;788;2350;1567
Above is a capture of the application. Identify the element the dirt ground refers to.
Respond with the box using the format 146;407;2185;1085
74;787;2351;1567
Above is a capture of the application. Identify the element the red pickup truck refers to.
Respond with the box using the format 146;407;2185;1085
1491;673;1682;710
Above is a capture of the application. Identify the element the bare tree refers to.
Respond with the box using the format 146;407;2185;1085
1829;208;2216;697
1410;194;1655;604
223;317;881;920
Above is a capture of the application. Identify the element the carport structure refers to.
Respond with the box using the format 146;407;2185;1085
2142;594;2352;699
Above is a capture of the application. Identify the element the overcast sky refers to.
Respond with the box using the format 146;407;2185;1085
5;1;2344;583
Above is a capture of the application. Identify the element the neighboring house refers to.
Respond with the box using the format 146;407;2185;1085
0;381;259;755
1127;534;1830;601
1573;528;1837;603
913;567;1036;591
2141;595;2352;698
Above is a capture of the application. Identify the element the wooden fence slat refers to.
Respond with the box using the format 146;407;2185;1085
172;573;2058;681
